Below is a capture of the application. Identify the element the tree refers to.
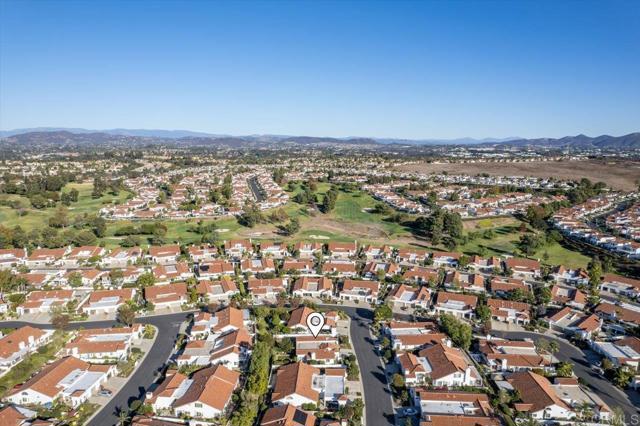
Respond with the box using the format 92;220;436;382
475;304;492;323
321;187;338;213
556;361;574;377
439;313;472;350
67;271;83;288
74;230;97;246
373;304;393;323
136;273;155;288
117;304;136;326
613;367;633;388
51;307;70;330
238;202;264;228
587;257;602;290
282;218;300;236
391;373;405;389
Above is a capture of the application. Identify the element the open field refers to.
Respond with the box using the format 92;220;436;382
457;222;590;269
0;182;132;230
396;159;640;191
0;182;594;267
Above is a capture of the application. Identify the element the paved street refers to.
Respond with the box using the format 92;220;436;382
3;310;638;426
339;306;396;426
86;312;192;426
493;330;640;420
0;312;192;426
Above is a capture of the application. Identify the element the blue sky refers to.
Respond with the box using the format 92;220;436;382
1;0;638;139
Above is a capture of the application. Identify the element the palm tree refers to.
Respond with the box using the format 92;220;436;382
118;408;129;426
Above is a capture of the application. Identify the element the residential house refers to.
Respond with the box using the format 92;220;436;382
247;278;287;302
388;284;431;310
487;299;531;325
240;258;276;275
5;356;113;408
188;245;218;263
0;248;27;270
224;239;253;258
592;336;640;369
148;245;181;264
291;276;333;299
432;292;477;319
152;262;192;284
417;342;482;387
196;277;238;303
16;290;77;315
444;272;486;293
504;258;541;280
295;336;340;364
260;404;317;426
144;282;188;310
260;241;289;258
80;288;136;315
548;307;603;339
550;285;587;309
272;362;320;407
322;261;357;278
293;242;323;259
62;246;106;268
209;327;253;368
171;364;240;419
326;241;357;259
197;260;235;280
478;337;553;372
432;251;461;268
283;260;316;275
64;326;142;363
0;326;54;376
338;280;380;304
25;248;68;269
600;273;640;298
506;372;574;421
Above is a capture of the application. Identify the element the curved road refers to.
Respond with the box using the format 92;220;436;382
12;311;638;425
493;330;640;419
0;312;192;426
0;308;395;426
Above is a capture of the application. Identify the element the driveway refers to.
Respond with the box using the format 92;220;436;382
493;330;640;419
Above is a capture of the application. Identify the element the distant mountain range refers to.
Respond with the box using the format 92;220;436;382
1;128;639;148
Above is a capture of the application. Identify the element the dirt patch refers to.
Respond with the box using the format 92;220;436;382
395;159;640;191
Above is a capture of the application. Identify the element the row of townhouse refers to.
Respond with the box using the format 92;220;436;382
386;317;613;426
100;166;287;220
142;305;253;422
604;202;640;241
552;193;640;259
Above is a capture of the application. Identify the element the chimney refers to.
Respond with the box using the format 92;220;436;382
18;341;25;350
501;358;508;371
146;391;153;399
28;335;34;344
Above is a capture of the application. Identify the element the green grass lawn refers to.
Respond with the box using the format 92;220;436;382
332;190;378;222
0;182;132;231
459;221;589;269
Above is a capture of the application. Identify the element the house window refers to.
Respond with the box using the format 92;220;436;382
195;403;202;408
